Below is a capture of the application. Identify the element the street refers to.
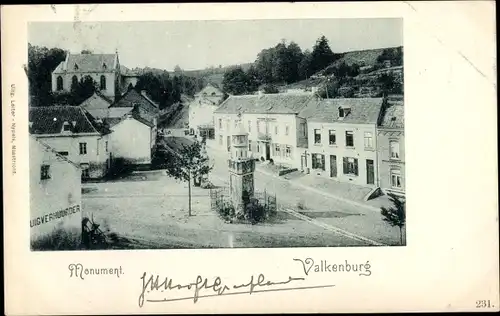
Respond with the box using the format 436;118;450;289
80;137;403;248
205;144;403;246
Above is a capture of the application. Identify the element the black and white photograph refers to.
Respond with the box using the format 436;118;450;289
28;18;406;250
4;3;499;315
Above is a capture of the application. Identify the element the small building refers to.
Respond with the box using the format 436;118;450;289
111;89;159;119
29;106;112;180
106;112;157;164
300;97;385;187
29;136;82;244
214;92;313;168
377;95;405;196
78;91;114;118
189;83;225;139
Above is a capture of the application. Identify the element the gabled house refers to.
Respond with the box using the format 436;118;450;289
52;52;122;102
29;135;82;243
51;51;139;103
29;106;112;180
300;97;385;187
189;83;226;139
78;91;114;118
377;95;405;196
106;111;157;165
214;92;313;168
111;89;160;120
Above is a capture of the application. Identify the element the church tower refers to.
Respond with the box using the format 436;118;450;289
228;113;255;215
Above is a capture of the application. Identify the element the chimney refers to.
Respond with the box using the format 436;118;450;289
311;86;318;94
258;90;264;97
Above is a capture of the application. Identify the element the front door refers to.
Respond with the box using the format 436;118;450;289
330;155;337;177
265;143;271;160
366;159;375;184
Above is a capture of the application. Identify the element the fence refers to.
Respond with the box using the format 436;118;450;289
209;186;277;214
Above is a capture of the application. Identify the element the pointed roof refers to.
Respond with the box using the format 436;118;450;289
111;89;159;113
31;136;80;169
53;53;118;74
29;106;111;135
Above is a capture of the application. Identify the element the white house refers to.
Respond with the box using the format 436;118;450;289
29;106;112;180
189;83;225;139
107;112;156;164
213;92;313;168
29;136;82;244
299;97;385;187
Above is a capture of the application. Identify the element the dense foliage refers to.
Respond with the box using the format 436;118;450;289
381;193;406;245
222;36;341;95
28;44;207;109
28;44;67;106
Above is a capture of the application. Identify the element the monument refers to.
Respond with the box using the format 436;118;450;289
228;113;255;216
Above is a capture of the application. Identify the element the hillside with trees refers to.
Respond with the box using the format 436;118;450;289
220;35;403;98
28;36;403;118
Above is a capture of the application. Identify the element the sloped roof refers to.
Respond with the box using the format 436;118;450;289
29;106;111;135
214;93;313;115
111;89;159;113
86;107;134;120
78;91;114;111
299;97;384;124
54;53;117;73
106;111;155;129
379;101;404;129
31;136;80;169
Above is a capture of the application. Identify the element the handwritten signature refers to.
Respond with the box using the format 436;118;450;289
138;273;333;307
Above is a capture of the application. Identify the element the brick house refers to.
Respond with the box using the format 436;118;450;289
377;95;405;196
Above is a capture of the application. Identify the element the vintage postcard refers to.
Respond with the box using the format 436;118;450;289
2;2;498;314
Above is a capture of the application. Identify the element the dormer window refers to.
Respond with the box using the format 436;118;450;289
338;107;351;119
62;122;71;132
103;63;107;70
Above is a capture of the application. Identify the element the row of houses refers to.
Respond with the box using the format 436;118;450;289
211;92;405;196
30;51;161;180
29;89;159;180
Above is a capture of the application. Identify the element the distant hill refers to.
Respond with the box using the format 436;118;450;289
337;47;398;66
318;46;403;75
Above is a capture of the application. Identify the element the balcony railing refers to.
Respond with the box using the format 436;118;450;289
228;159;255;174
257;132;272;142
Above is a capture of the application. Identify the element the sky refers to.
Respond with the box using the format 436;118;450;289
29;19;402;71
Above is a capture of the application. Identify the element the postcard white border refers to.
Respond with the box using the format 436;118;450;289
2;2;498;314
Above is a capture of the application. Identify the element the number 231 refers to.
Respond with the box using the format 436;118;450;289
476;300;493;308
